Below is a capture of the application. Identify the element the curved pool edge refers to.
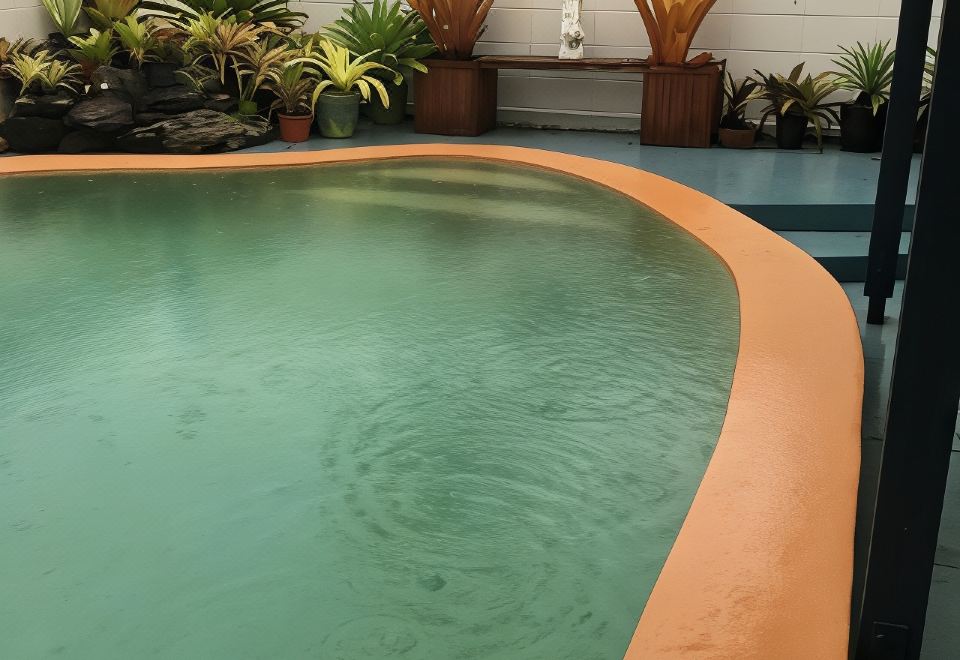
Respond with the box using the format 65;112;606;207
0;146;864;659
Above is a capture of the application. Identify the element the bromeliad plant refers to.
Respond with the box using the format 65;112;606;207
177;13;265;86
323;0;435;77
233;36;290;114
41;0;84;37
0;38;39;76
406;0;493;60
753;63;841;151
114;16;161;68
68;28;120;74
1;49;83;95
300;39;397;106
831;40;895;115
264;38;318;116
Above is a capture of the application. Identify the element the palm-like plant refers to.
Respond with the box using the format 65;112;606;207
831;40;895;115
85;0;140;29
406;0;493;60
1;50;82;95
264;37;318;115
754;63;842;151
633;0;717;65
67;29;120;72
296;39;397;106
721;72;762;130
323;0;435;77
40;0;84;37
114;16;161;68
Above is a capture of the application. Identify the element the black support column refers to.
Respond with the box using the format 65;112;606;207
855;2;960;658
863;0;933;325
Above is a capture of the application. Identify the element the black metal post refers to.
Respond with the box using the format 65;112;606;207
863;0;933;325
855;3;960;658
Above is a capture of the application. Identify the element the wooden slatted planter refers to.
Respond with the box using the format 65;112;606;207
414;59;498;137
640;63;724;148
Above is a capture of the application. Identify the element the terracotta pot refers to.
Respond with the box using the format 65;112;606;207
278;113;313;143
719;127;755;149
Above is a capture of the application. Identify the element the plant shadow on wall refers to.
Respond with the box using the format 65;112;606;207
0;0;435;153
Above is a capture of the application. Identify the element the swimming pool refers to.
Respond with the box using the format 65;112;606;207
0;146;863;659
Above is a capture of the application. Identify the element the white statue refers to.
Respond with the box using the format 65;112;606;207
560;0;584;60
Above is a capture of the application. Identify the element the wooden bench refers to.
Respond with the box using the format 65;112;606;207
413;55;723;148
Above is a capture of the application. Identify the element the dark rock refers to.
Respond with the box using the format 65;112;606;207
118;109;277;154
0;136;8;153
58;129;116;153
66;96;134;132
1;116;67;152
203;93;236;113
141;85;206;114
12;91;76;119
0;78;17;123
91;66;148;106
134;112;170;126
143;62;180;88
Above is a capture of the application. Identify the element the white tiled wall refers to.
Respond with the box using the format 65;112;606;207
1;0;944;129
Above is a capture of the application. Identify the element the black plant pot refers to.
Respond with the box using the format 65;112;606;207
776;111;808;149
841;102;887;153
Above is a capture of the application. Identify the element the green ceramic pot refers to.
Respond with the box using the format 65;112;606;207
367;79;408;125
316;91;361;138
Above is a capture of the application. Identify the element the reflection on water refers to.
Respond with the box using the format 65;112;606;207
0;160;739;659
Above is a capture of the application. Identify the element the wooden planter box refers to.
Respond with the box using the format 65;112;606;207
641;63;723;148
414;58;498;137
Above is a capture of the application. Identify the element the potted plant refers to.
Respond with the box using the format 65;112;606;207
323;0;435;125
754;64;841;151
296;39;395;138
85;0;139;29
232;37;289;116
406;0;496;136
265;49;316;142
831;41;894;153
719;72;761;149
632;0;723;147
67;28;120;79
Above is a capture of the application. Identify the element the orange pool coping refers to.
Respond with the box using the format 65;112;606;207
0;146;863;659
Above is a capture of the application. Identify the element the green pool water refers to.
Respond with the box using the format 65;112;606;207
0;159;739;660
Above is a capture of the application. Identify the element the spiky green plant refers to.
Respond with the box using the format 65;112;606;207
67;28;120;70
753;63;842;151
0;38;40;79
40;0;84;37
142;0;305;30
831;40;895;115
114;16;161;68
294;38;397;107
322;0;435;78
85;0;140;29
721;72;763;129
0;49;82;94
